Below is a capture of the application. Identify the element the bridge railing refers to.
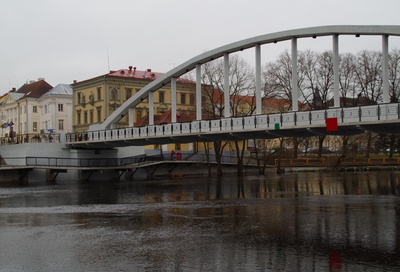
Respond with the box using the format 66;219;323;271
68;103;400;143
24;154;163;168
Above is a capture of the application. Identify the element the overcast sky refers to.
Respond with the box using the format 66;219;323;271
1;0;400;94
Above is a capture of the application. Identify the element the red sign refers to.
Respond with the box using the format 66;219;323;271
326;117;338;131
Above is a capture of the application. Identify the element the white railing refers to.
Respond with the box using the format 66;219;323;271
70;103;400;144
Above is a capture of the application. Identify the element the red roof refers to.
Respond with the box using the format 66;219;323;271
16;80;53;98
134;110;197;126
107;66;164;80
73;66;195;86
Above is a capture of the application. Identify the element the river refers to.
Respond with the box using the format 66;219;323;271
0;171;399;271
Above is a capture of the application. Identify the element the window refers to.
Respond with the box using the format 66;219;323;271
126;88;132;100
77;93;81;104
77;111;81;125
58;119;64;130
97;87;101;101
84;111;88;124
180;93;186;105
33;106;37;113
158;91;165;103
58;104;64;112
33;122;37;132
97;107;102;123
190;94;195;105
89;110;93;123
111;88;118;101
44;105;47;114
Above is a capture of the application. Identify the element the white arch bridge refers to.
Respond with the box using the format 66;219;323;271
66;25;400;149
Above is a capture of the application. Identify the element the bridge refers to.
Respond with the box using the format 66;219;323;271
66;25;400;149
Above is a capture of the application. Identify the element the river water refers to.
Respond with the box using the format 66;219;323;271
0;171;399;272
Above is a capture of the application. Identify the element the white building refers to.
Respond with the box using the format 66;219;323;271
0;79;73;143
39;83;73;135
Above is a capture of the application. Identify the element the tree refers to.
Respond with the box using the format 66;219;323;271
198;54;255;176
339;53;358;106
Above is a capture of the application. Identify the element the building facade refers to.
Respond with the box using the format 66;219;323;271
71;66;199;132
0;79;73;143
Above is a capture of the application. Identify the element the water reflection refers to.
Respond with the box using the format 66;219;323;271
0;171;399;271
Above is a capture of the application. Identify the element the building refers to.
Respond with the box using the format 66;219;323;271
71;66;199;132
0;79;73;143
38;83;74;135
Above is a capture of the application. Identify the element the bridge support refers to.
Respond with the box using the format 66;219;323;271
171;77;177;122
46;169;67;183
224;53;230;117
255;44;262;115
196;64;202;120
333;34;340;108
0;167;31;185
291;37;298;111
149;92;154;125
382;34;389;103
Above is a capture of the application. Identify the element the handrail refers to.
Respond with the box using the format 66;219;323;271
66;103;400;145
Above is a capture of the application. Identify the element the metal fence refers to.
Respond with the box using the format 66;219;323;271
22;154;164;168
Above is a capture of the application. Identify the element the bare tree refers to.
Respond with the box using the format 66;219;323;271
339;53;358;106
197;54;255;176
389;48;400;103
355;50;383;104
354;51;383;157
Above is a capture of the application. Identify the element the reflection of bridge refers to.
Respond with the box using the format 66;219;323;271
66;25;400;149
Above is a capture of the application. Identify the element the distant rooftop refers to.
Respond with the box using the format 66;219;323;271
16;79;53;98
73;66;195;85
40;84;73;98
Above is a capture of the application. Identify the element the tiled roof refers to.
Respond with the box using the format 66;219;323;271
134;114;164;127
134;110;197;126
16;80;53;98
262;97;291;109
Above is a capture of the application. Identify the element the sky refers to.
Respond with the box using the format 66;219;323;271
1;0;400;95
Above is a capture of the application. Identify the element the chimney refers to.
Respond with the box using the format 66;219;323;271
129;66;132;71
133;67;136;73
147;69;151;72
73;80;77;84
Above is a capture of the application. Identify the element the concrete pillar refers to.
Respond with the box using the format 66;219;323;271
333;34;340;107
382;34;389;103
148;92;154;125
171;77;177;123
291;37;298;111
196;64;202;120
255;44;262;115
224;53;230;117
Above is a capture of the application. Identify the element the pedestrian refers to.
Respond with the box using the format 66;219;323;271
170;149;175;160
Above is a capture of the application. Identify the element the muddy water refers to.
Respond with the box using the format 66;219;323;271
0;171;399;271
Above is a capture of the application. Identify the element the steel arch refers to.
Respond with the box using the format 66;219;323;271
91;25;400;131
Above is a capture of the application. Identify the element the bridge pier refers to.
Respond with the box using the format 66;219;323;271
78;169;122;181
46;169;67;183
0;167;31;185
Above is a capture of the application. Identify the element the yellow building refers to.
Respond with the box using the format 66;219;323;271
72;66;198;132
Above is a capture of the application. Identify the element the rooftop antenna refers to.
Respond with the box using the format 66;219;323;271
107;46;110;71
